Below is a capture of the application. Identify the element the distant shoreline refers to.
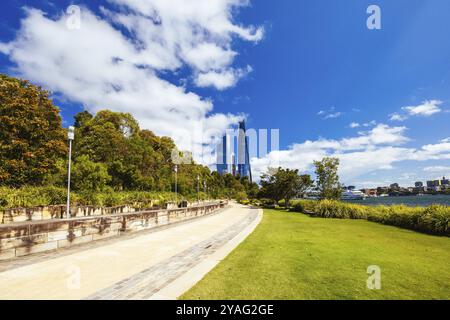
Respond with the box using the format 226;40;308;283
343;194;450;207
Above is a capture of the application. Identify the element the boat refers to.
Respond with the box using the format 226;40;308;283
341;190;365;201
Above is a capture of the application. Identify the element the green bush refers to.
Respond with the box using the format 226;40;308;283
0;186;68;208
288;199;449;236
0;187;188;209
259;198;276;209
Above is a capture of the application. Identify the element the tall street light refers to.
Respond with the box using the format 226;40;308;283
66;126;75;219
197;174;200;203
174;164;178;205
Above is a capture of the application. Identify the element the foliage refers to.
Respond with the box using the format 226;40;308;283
71;156;111;191
259;167;313;208
0;74;67;186
0;186;186;209
0;74;256;202
291;199;450;236
314;157;342;200
0;186;69;209
234;191;248;203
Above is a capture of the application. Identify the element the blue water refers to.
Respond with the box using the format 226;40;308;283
344;195;450;207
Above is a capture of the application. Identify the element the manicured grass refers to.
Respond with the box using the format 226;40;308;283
181;209;450;300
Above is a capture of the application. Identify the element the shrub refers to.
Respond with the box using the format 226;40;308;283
259;198;276;209
71;156;111;192
234;191;248;203
292;199;450;236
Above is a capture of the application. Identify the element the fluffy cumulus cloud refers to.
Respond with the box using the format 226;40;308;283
251;124;450;185
390;100;443;121
195;66;253;90
0;0;263;161
403;100;442;116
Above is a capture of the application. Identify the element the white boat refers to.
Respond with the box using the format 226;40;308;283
341;190;365;201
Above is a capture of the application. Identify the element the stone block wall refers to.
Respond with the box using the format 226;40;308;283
0;201;212;225
0;201;227;261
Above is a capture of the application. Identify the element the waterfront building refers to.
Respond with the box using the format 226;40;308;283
415;181;423;188
361;188;377;197
426;177;449;191
442;176;449;186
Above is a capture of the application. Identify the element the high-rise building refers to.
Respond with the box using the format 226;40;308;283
216;121;252;182
237;121;252;182
216;135;229;176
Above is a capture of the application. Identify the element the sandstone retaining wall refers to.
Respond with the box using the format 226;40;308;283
0;201;227;261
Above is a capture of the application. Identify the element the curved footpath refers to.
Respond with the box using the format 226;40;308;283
0;203;262;300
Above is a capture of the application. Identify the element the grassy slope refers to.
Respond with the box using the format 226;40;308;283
181;209;450;300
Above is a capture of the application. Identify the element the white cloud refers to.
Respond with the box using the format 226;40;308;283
350;121;377;128
195;66;252;90
362;120;377;127
0;1;263;163
318;107;343;120
252;124;450;185
389;113;408;121
402;100;443;117
423;166;450;173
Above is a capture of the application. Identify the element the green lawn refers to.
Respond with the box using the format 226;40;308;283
181;209;450;300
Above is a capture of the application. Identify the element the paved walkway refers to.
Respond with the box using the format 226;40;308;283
0;203;262;300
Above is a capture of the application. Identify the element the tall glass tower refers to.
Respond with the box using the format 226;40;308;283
216;135;229;175
216;121;252;183
237;121;252;182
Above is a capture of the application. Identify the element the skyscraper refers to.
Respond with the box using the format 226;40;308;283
216;135;229;175
216;121;252;183
237;121;252;182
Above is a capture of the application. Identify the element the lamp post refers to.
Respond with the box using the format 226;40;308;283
174;164;178;205
197;174;200;203
66;126;75;219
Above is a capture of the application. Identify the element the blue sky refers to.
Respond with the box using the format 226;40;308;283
0;0;449;187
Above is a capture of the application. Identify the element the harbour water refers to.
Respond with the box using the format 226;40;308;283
344;195;450;207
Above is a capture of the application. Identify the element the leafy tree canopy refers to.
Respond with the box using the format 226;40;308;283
259;167;313;208
314;157;342;200
0;74;67;186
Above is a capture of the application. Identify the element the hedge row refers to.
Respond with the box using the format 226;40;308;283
291;199;450;236
0;186;209;209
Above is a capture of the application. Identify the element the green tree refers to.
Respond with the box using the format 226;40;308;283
259;167;313;208
71;155;111;191
0;74;67;186
314;157;342;200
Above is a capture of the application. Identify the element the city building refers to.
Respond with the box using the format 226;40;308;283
443;176;449;186
237;121;252;182
426;176;449;191
415;181;423;188
361;188;377;197
216;121;253;183
216;135;229;175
